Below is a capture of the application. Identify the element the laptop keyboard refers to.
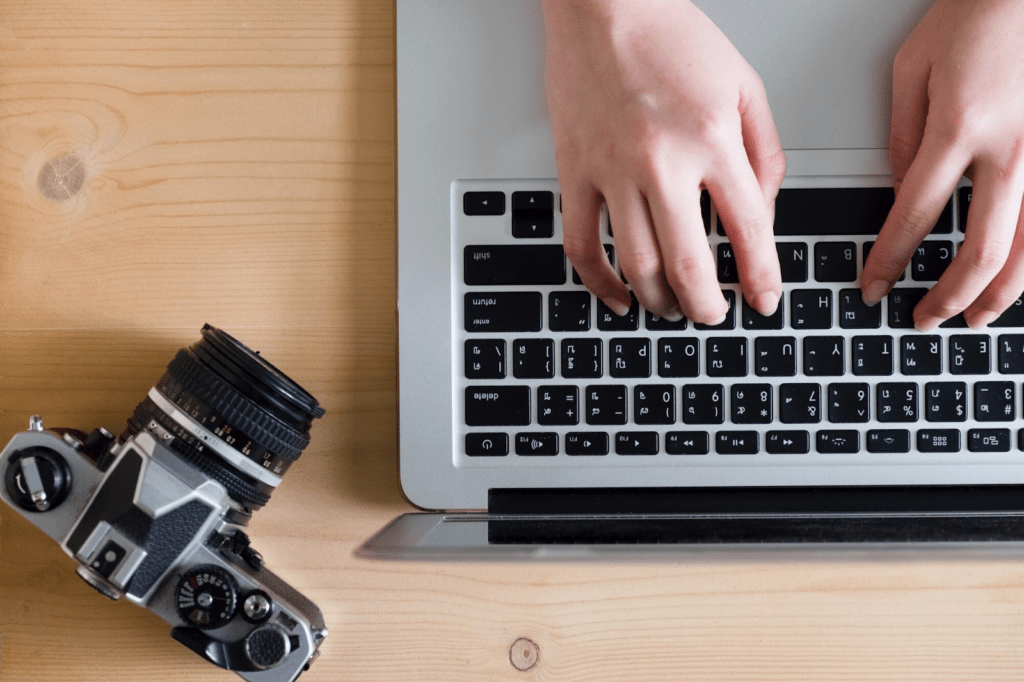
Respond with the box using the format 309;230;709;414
456;180;1024;463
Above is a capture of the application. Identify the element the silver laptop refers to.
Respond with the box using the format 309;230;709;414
363;0;1024;558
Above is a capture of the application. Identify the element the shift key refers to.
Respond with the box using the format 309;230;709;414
465;245;566;285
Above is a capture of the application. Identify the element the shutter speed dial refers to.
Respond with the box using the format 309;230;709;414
175;566;238;629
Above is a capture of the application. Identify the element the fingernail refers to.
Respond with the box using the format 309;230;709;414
914;315;943;333
966;310;999;331
609;299;631;317
754;292;779;316
663;308;684;322
862;280;890;307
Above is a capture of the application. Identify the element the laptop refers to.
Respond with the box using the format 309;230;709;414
362;0;1024;559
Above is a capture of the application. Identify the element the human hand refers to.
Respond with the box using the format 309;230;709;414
540;0;786;324
862;0;1024;330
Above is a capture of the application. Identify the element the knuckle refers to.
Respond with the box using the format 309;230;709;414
618;249;662;282
664;252;713;287
965;239;1010;276
980;286;1022;315
721;211;769;244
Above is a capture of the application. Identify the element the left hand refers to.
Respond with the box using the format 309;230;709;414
861;0;1024;331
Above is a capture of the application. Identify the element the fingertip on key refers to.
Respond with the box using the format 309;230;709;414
753;292;779;317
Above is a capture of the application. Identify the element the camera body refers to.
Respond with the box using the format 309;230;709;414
0;326;327;681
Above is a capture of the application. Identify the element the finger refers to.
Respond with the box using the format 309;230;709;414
914;164;1024;331
889;53;931;197
707;134;781;316
861;130;970;306
606;185;681;319
738;76;787;204
561;181;632;316
963;197;1024;329
645;179;728;325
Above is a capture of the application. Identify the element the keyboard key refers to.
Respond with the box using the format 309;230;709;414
998;334;1024;374
537;386;580;426
932;199;955;234
465;292;542;332
815;242;858;282
700;190;711;235
925;382;967;422
658;338;700;378
901;335;942;376
975;381;1015;422
512;191;554;238
512;339;554;379
549;291;591;332
867;429;911;453
565;432;610;456
465;432;509;456
716;431;759;455
969;429;1011;453
463;191;505;215
515;432;558;456
585;385;628;425
666;431;710;455
464;245;565;285
780;383;822;424
918;429;961;453
561;338;602;378
958;186;972;232
804;336;845;376
572;244;615;285
816;430;860;454
683;384;724;424
839;289;881;329
777;242;808;283
991;297;1024;327
465;339;505;379
754;336;797;377
634;385;676;424
717;244;738;283
610;338;652;378
465;386;530;426
852;335;894;376
950;334;991;374
597;296;640;331
731;384;773;424
791;289;833;329
773;187;893;236
707;337;748;377
694;290;737;330
940;313;968;329
876;382;918;423
646;310;688;331
766;430;810;454
888;288;927;328
828;383;870;423
911;240;954;281
616;432;659;455
742;298;784;330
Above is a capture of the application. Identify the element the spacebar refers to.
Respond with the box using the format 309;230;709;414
773;187;895;236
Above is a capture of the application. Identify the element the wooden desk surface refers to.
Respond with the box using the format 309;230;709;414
2;2;1024;680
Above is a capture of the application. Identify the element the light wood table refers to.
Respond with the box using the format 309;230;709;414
2;2;1024;680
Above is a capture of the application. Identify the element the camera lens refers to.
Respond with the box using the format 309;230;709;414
124;325;324;510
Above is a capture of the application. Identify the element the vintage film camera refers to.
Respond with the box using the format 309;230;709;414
1;325;327;681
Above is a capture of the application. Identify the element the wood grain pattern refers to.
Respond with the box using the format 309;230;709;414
4;2;1024;681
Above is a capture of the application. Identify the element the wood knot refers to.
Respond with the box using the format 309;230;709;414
509;637;539;672
37;154;85;201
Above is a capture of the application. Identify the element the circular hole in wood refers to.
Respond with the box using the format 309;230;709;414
38;154;85;201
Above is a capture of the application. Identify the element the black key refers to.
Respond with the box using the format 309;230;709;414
565;432;609;456
777;242;808;283
537;386;579;426
950;334;991;375
773;187;894;236
512;191;554;238
911;240;954;281
658;338;700;378
464;191;505;215
766;430;810;454
549;291;591;332
780;383;822;424
852;335;894;376
969;429;1011;453
717;243;738;283
466;386;530;426
1020;429;1024;452
991;297;1024;327
804;336;845;376
867;429;911;453
975;381;1015;422
646;309;688;331
815;242;858;282
561;338;602;379
513;190;554;212
876;382;918;423
925;382;967;422
597;296;640;331
716;431;759;455
572;244;615;285
743;298;784;330
465;339;505;379
694;290;737;330
754;336;797;377
932;198;955;234
863;242;906;281
888;288;927;329
700;190;711;235
918;429;961;453
515;432;558;456
958;186;972;232
635;385;675;424
817;430;860;454
791;289;833;329
512;339;554;379
731;384;773;424
610;338;652;378
901;335;942;376
466;433;509;456
998;334;1024;374
828;383;870;423
666;431;710;455
616;432;659;455
465;292;542;333
585;385;628;425
707;337;748;377
939;312;966;329
839;289;881;329
464;245;565;285
513;215;553;238
683;384;724;424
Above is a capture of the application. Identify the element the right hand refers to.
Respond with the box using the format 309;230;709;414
541;0;787;324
